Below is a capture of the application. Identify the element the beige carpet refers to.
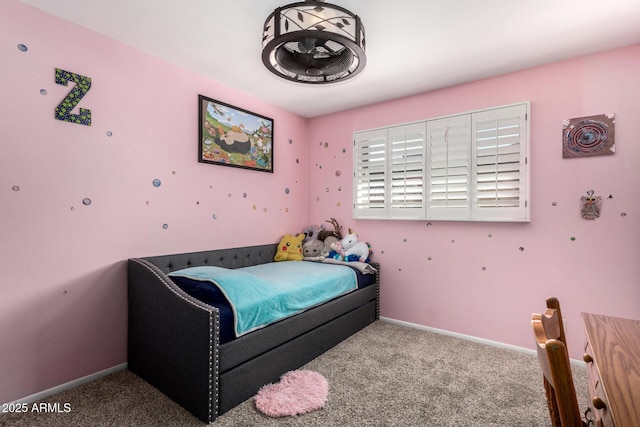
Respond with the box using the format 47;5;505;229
0;321;588;426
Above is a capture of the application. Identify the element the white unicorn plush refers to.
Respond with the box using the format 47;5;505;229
340;229;370;263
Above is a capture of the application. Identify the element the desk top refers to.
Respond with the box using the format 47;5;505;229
581;313;640;427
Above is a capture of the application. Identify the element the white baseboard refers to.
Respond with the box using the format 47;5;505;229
4;363;128;406
379;317;586;368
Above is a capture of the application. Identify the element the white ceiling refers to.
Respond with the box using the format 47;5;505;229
18;0;640;118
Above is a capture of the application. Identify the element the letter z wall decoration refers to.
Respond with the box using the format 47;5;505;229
55;68;92;126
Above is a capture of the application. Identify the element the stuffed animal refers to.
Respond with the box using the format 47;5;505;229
321;236;339;258
303;239;324;259
301;224;324;243
274;233;305;261
317;217;343;241
328;240;345;260
340;229;371;263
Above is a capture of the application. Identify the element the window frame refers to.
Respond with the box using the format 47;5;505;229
352;101;530;222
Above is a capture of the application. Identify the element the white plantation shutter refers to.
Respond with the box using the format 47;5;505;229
353;102;529;222
426;114;471;219
389;123;426;218
472;104;528;220
353;129;387;218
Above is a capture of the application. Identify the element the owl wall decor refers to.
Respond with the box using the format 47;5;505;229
580;190;602;220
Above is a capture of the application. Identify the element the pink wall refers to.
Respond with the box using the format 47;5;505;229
307;44;640;359
1;1;309;403
3;0;639;406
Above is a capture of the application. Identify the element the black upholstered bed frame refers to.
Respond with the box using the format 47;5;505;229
127;243;379;423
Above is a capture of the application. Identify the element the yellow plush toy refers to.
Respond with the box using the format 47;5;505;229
274;233;305;261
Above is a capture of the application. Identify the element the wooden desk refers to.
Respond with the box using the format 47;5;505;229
581;313;640;427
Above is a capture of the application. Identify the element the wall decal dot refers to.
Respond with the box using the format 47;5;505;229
210;185;213;189
451;240;455;243
106;131;113;137
342;148;347;153
552;201;558;206
427;256;432;261
70;206;75;211
152;179;161;187
12;185;20;192
285;207;289;212
338;186;342;191
403;238;407;242
335;170;342;177
426;223;432;227
285;188;290;194
145;201;150;205
263;208;268;212
608;194;613;199
570;236;576;241
519;247;524;251
319;165;323;169
337;202;341;207
318;142;322;146
316;197;320;202
488;234;493;238
212;214;218;219
18;44;28;52
325;187;329;192
243;193;247;198
82;198;92;206
296;159;300;163
324;142;329;148
289;139;293;144
227;193;232;197
40;89;47;95
196;201;200;205
172;171;176;175
162;224;168;229
253;205;257;210
482;267;487;271
621;212;627;217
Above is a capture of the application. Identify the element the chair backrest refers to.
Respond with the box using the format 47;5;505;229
532;299;584;427
545;296;567;344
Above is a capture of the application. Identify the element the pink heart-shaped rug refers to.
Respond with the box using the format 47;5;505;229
254;370;329;417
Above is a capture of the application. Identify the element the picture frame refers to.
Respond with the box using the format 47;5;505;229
198;95;274;172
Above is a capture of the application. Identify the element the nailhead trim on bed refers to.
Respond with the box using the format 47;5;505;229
130;258;219;422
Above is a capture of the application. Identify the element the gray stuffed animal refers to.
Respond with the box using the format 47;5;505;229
303;239;324;260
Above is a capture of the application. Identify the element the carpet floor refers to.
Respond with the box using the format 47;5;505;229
0;320;588;426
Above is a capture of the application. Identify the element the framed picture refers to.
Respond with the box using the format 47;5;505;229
198;95;273;172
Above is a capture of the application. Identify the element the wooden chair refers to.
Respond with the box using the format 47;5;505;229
532;298;586;427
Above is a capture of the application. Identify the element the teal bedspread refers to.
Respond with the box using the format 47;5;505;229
168;261;357;337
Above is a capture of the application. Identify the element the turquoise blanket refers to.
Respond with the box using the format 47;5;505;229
168;261;357;337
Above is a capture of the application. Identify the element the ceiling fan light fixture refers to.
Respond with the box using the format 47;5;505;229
262;0;366;84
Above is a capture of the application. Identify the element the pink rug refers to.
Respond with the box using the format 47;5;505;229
254;370;329;417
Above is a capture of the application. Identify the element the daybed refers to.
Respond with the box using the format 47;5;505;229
127;243;379;423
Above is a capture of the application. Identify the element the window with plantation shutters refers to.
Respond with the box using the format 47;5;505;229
389;123;426;218
426;114;471;220
354;129;387;218
353;102;529;222
472;104;528;220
